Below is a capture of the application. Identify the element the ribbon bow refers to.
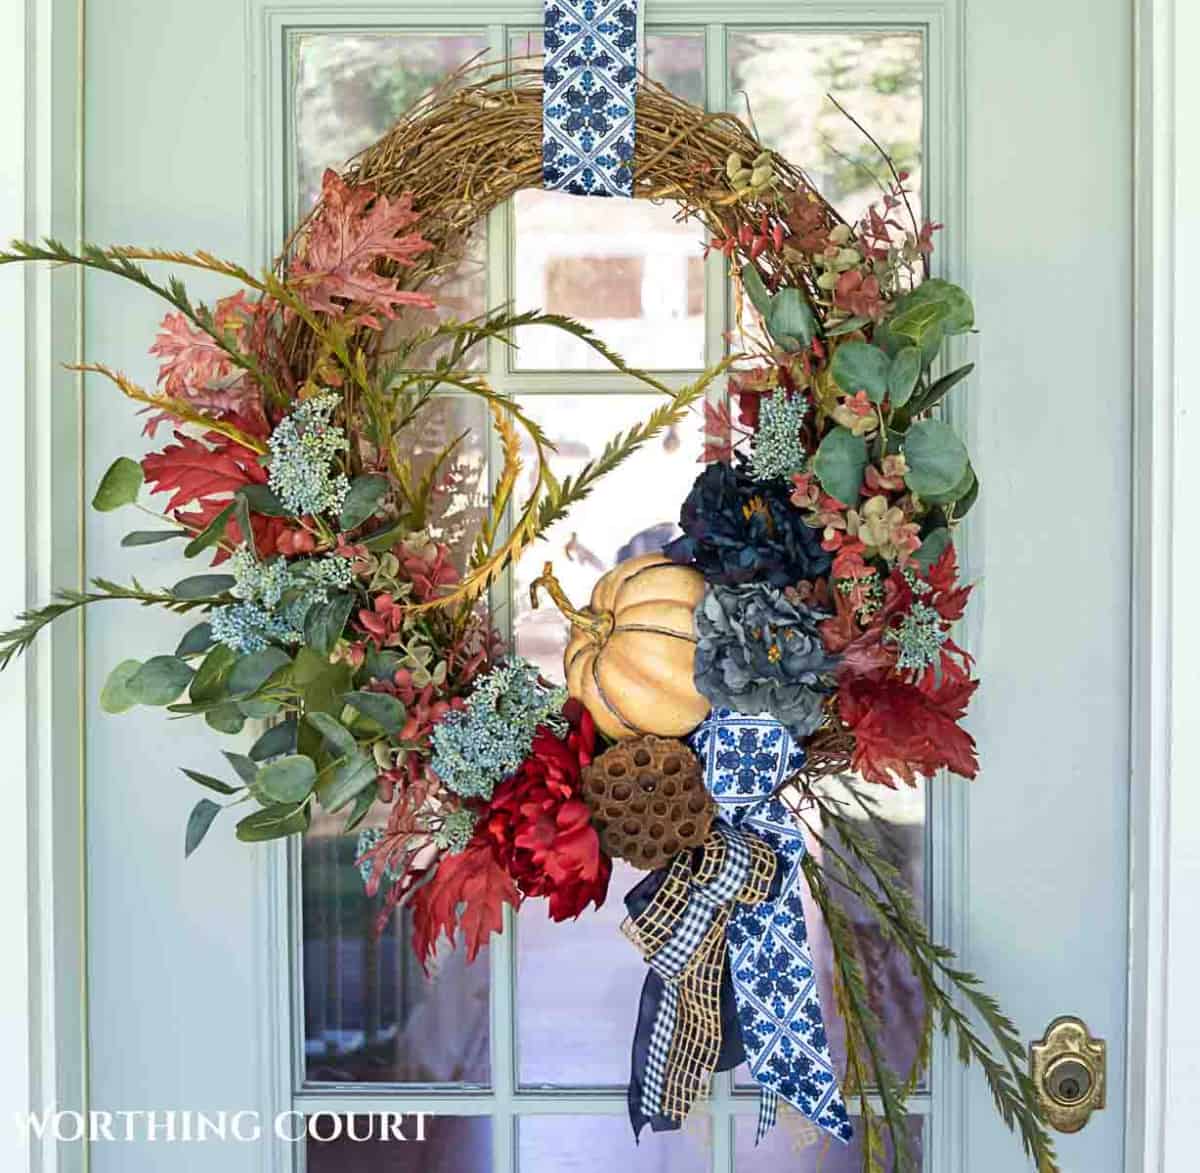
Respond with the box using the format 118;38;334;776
689;708;853;1144
623;822;777;1131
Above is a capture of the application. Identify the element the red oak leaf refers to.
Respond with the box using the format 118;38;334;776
289;169;437;327
410;839;522;973
839;674;980;787
701;398;734;464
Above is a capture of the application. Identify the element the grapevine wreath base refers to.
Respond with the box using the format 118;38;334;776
0;62;1059;1173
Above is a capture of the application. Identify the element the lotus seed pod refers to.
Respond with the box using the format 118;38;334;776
829;223;853;245
725;152;744;178
750;165;773;188
732;168;754;188
837;247;862;267
753;150;773;167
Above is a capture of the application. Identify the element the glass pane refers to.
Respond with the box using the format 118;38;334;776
513;395;705;683
512;395;704;1083
292;32;488;366
734;779;926;1087
302;806;490;1085
510;32;708;371
735;1113;923;1171
728;31;924;223
519;1115;710;1172
306;1115;490;1172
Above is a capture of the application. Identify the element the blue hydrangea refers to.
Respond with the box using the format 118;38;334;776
750;391;809;482
267;393;350;518
430;659;567;799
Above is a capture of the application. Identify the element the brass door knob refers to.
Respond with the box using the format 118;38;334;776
1029;1017;1106;1133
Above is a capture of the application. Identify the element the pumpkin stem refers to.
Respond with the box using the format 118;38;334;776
529;562;613;643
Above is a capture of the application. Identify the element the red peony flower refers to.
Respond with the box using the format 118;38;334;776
481;701;611;921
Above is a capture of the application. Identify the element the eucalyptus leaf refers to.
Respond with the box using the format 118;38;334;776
303;662;355;717
362;647;404;682
190;642;238;703
767;288;816;350
185;799;222;858
740;264;773;319
127;655;194;706
903;419;970;499
912;527;953;571
830;341;891;404
306;711;358;758
255;755;318;804
812;427;869;506
921;462;977;506
100;659;142;714
235;802;311;843
204;702;246;735
342;690;406;734
908;362;974;416
236;483;290;517
954;470;980;518
887;347;922;408
91;457;143;512
361;522;406;554
222;752;260;787
176;622;214;658
320;751;377;814
343;787;376;833
896;278;974;335
181;768;239;796
183;501;236;559
171;574;235;600
303;593;354;658
121;529;188;547
237;697;283;719
228;647;292;697
339;475;389;532
249;719;298;762
825;315;871;338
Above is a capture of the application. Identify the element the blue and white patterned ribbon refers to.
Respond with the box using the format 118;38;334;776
542;0;639;196
690;708;854;1145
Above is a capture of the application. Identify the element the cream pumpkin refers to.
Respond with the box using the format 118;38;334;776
530;554;711;741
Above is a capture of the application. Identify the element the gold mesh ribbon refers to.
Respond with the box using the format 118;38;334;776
622;827;777;1122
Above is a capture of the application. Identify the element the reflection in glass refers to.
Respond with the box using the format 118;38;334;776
513;395;705;684
307;1115;491;1173
510;31;708;371
292;33;488;365
729;31;924;223
519;1114;710;1172
302;806;490;1085
734;1113;923;1171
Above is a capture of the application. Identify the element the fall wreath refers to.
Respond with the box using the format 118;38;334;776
0;61;1055;1173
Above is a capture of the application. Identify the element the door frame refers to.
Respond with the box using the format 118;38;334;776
1;0;1194;1168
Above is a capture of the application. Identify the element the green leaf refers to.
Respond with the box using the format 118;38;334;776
190;642;238;702
826;314;871;338
185;799;222;858
812;427;868;507
302;661;354;717
342;690;406;734
126;655;194;706
222;751;259;786
911;527;952;570
303;593;354;658
908;362;974;416
306;711;359;758
121;529;188;547
954;469;980;519
360;522;406;554
362;647;403;682
171;574;235;599
183;501;235;559
320;751;378;814
255;754;318;804
887;347;922;409
175;622;214;657
921;461;976;506
897;278;974;335
236;483;290;517
903;419;970;499
227;647;291;697
100;659;142;714
235;801;311;843
237;697;283;719
91;457;143;512
339;475;389;531
740;264;773;318
181;767;239;796
830;341;891;404
249;719;298;762
767;288;817;350
204;701;246;735
343;787;376;833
